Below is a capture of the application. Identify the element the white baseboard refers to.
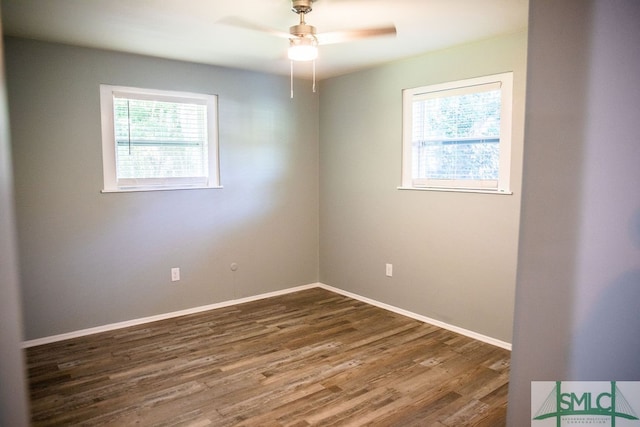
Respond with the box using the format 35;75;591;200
22;283;319;348
23;282;511;351
316;283;512;351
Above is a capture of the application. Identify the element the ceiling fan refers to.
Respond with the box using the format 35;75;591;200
222;0;396;96
223;0;396;61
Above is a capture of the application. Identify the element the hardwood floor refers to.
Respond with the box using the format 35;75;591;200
26;288;510;426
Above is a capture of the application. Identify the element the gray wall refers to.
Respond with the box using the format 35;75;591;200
6;38;319;340
0;31;29;427
507;0;640;424
319;32;527;343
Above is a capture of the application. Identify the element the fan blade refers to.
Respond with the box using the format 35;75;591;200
316;25;396;45
218;16;292;40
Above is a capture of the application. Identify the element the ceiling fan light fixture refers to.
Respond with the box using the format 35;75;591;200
288;37;318;61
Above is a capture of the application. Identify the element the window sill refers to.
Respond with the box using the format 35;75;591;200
397;186;513;195
102;185;224;194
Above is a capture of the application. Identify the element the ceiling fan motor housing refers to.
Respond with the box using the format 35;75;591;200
290;23;316;37
290;0;316;37
291;0;313;14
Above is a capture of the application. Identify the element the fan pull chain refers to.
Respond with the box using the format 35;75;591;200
312;60;316;93
290;59;317;98
290;60;294;99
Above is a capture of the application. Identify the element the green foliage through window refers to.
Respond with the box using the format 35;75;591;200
100;84;219;192
402;72;513;193
412;90;501;181
114;98;208;180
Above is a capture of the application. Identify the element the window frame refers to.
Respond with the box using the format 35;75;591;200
400;72;514;194
99;84;221;193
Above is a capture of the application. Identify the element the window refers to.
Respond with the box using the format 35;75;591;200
401;72;513;193
100;85;220;192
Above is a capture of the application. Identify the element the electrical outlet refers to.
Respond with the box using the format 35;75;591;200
385;263;393;277
171;267;180;282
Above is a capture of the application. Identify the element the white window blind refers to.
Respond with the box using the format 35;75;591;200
100;85;219;192
402;73;513;193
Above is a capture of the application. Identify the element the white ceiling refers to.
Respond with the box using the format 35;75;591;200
1;0;528;80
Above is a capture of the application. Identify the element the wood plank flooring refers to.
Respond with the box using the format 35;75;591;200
26;288;510;426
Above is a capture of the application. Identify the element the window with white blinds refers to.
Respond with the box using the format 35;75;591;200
401;72;513;193
100;85;220;192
